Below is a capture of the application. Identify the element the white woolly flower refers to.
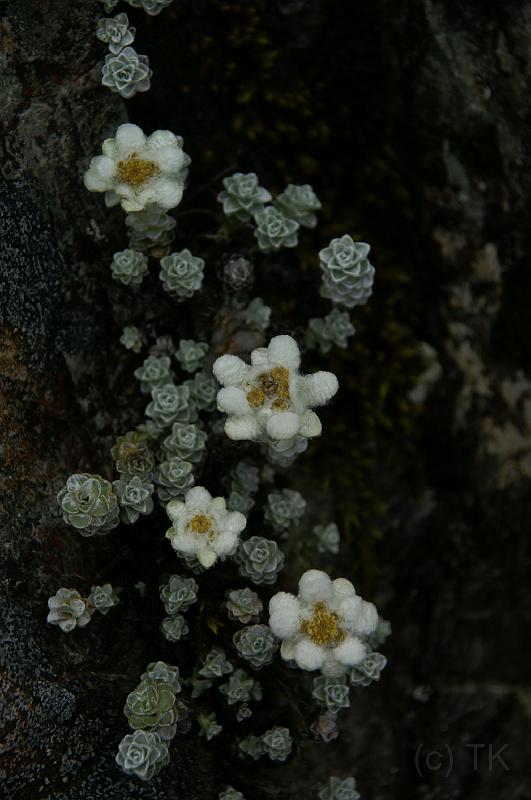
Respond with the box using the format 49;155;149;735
84;123;190;213
268;570;379;677
213;334;338;442
165;486;246;569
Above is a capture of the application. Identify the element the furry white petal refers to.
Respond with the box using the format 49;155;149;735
225;416;262;441
165;499;185;522
293;639;326;671
351;600;378;636
298;410;322;438
215;529;239;555
250;347;269;366
185;486;212;509
213;354;249;387
155;146;187;173
267;335;301;369
147;177;183;210
266;411;301;441
84;155;116;190
224;510;247;533
115;122;146;151
298;569;333;604
338;597;363;625
211;497;227;513
167;530;196;554
269;591;298;616
217;386;250;415
147;130;178;149
280;639;296;661
299;372;339;407
332;578;356;598
268;593;300;638
198;549;217;568
333;636;366;666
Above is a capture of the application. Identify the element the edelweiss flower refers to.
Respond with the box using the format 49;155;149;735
165;486;246;568
268;569;378;677
84;123;190;212
213;334;338;442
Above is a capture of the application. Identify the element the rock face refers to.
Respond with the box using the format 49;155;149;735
1;1;530;799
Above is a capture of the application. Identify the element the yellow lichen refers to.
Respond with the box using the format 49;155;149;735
116;156;160;188
299;602;346;647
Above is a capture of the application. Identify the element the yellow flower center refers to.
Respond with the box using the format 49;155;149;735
189;513;213;535
246;366;290;411
246;387;265;408
299;601;346;647
116;155;160;188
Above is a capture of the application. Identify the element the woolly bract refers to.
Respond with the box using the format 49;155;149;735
84;123;190;212
213;334;338;442
268;569;378;677
165;486;246;568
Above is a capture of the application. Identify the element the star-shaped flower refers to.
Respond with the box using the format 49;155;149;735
213;335;338;442
165;486;246;568
84;123;190;212
269;569;378;677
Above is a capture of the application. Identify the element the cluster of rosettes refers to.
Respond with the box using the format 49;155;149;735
224;459;260;515
160;249;205;300
233;624;278;669
219;787;245;800
97;0;176;96
313;522;341;555
306;308;356;354
197;711;223;741
126;205;176;254
113;474;154;523
234;536;284;585
155;457;194;503
239;726;293;762
264;488;306;533
116;659;187;781
219;668;262;708
74;126;387;790
175;339;209;373
318;777;361;800
111;248;148;286
57;473;119;536
96;13;152;100
102;45;152;99
126;0;175;14
111;430;155;477
120;324;144;352
241;296;271;331
47;584;119;632
225;586;263;624
319;235;375;309
100;0;175;13
159;574;198;641
217;172;321;253
162;421;207;465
